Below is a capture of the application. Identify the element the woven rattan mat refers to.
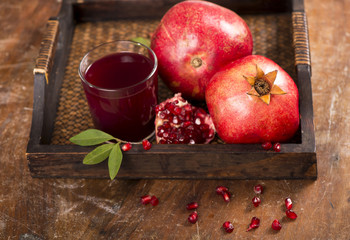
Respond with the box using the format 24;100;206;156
51;14;295;145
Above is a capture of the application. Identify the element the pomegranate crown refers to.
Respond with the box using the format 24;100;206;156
244;65;286;105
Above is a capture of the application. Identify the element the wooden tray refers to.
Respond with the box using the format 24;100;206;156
26;0;317;179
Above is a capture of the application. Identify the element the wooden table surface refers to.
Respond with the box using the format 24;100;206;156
0;0;349;239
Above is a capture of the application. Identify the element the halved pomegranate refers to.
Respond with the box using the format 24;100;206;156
154;93;215;144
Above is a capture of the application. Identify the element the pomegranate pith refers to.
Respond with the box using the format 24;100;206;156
271;219;282;230
154;93;215;144
188;211;198;224
223;221;234;233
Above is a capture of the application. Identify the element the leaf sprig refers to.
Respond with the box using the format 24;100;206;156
69;129;123;180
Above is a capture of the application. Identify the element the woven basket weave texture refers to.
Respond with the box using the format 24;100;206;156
51;14;295;145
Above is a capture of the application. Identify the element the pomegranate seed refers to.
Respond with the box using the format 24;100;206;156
188;211;198;224
271;219;282;231
246;217;260;232
140;195;152;205
262;142;272;150
273;143;281;152
150;196;159;206
121;142;132;151
286;209;297;219
254;184;263;194
222;191;231;202
222;221;234;233
155;105;162;113
186;202;198;210
252;196;261;207
216;186;229;195
285;197;293;210
174;106;182;115
142;139;152;150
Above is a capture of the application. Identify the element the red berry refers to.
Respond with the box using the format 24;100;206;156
142;139;152;150
188;212;198;224
121;142;132;151
262;142;272;150
140;195;152;205
246;217;260;232
273;142;281;152
254;184;263;194
271;219;282;230
285;197;293;210
222;191;231;202
286;209;298;219
186;202;198;210
222;221;234;233
252;196;261;207
150;196;159;206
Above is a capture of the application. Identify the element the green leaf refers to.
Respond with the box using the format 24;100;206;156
108;143;123;180
83;143;115;165
130;37;151;48
69;129;115;146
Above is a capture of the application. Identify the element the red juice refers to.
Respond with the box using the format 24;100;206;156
82;52;158;142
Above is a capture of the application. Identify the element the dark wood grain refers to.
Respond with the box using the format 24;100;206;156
1;0;349;239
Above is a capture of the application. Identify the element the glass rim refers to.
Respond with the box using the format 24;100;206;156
78;40;158;93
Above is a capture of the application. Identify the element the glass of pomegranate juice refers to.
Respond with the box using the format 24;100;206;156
78;40;158;142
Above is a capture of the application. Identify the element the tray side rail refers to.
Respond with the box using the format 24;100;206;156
292;0;316;155
27;1;75;149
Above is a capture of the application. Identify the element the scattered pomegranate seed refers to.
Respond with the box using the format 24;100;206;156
222;191;231;202
286;209;298;219
216;186;229;195
273;143;281;152
271;219;282;231
142;139;152;150
150;196;159;206
188;211;198;224
285;197;293;210
222;221;234;233
254;184;263;194
252;196;261;207
262;142;272;150
121;142;132;151
186;202;198;210
246;217;260;232
140;195;152;205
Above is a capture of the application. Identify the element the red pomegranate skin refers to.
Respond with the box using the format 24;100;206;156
205;55;300;143
151;0;253;100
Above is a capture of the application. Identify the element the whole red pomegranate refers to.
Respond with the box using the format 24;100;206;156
151;0;253;100
205;55;299;144
154;93;215;144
